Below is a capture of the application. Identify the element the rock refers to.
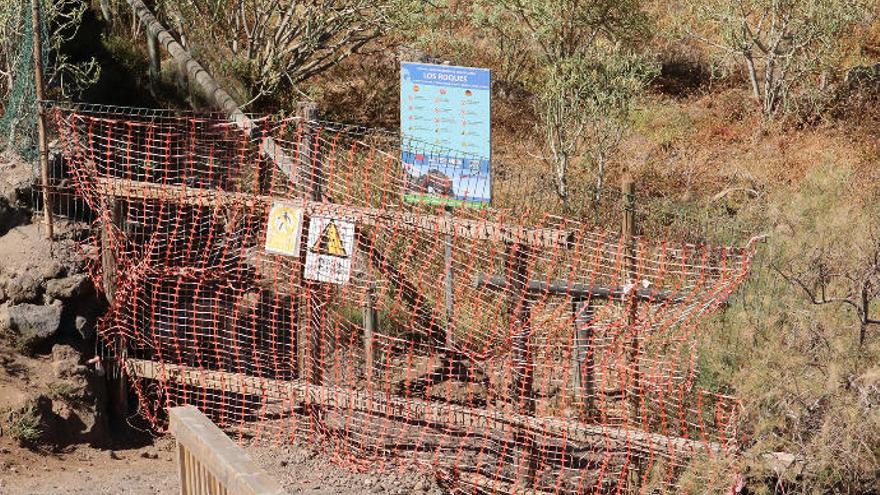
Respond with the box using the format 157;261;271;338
5;301;62;350
45;274;87;299
52;344;84;379
0;304;9;329
3;273;40;304
52;343;80;362
36;370;109;447
75;315;94;340
0;198;29;238
39;260;65;280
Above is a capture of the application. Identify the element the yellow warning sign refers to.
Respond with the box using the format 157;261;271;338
264;202;304;257
310;222;347;258
304;216;355;285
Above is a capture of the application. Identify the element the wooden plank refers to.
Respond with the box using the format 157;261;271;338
176;440;189;495
127;359;728;459
95;177;575;249
169;406;287;495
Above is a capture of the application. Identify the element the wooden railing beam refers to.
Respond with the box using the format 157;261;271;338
169;405;287;495
95;177;575;250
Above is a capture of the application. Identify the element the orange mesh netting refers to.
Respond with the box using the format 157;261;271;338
51;103;755;494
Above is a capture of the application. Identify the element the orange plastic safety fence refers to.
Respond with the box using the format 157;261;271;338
51;104;754;495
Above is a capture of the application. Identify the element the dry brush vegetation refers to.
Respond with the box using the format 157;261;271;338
2;0;880;493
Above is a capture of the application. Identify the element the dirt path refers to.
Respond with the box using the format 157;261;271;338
0;435;442;495
0;436;177;495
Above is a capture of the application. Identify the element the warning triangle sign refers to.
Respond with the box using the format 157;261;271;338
310;222;347;257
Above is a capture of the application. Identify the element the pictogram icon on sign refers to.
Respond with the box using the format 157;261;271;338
310;221;348;258
304;216;355;285
264;202;304;257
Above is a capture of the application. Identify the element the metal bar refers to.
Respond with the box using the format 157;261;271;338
473;274;684;303
363;281;377;383
444;207;455;351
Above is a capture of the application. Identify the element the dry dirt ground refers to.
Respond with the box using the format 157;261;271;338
0;433;442;495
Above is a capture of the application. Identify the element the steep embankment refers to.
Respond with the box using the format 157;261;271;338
0;155;109;450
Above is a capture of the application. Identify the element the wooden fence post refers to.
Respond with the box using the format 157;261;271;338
508;243;537;488
31;0;53;242
146;28;160;91
297;102;325;430
622;175;638;410
101;199;128;420
571;298;595;416
622;174;642;492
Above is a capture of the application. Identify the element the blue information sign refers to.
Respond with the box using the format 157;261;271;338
401;62;491;207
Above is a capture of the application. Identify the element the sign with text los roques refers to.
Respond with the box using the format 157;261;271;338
400;62;491;208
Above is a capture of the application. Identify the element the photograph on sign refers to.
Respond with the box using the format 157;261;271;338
264;202;304;257
401;62;491;208
304;216;355;285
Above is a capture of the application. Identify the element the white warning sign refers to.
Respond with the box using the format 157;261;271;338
304;216;355;285
264;202;304;257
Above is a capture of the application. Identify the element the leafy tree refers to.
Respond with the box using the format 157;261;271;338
537;52;653;208
677;0;871;117
161;0;422;104
473;0;655;211
0;0;98;150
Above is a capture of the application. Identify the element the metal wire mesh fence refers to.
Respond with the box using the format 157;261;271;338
0;0;47;161
50;102;756;494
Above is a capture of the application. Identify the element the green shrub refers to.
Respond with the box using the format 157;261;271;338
5;407;42;446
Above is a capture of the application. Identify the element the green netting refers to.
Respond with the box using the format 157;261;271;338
0;0;48;161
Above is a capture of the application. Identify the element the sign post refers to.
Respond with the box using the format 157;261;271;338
400;62;491;208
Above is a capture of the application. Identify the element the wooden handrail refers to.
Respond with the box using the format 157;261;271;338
169;405;287;495
126;0;295;179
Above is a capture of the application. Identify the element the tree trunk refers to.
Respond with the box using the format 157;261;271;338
555;154;569;209
744;50;762;101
